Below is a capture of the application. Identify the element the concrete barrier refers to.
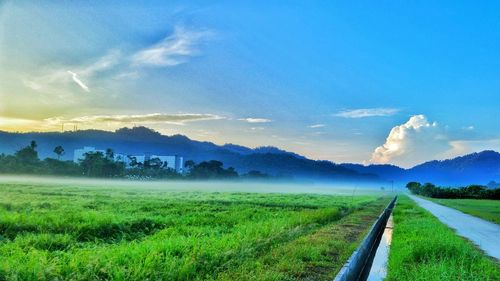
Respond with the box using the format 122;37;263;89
333;196;397;281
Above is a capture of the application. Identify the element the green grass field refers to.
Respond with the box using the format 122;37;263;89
426;198;500;224
387;196;500;281
0;180;391;280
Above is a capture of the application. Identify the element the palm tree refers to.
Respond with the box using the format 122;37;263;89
53;145;65;160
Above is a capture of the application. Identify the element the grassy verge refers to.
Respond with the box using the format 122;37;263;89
387;195;499;281
0;182;389;280
216;197;390;280
426;197;500;224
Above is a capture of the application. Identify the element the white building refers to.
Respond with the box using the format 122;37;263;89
150;155;184;172
126;154;183;172
73;147;184;173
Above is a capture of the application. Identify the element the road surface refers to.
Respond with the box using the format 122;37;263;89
409;195;500;260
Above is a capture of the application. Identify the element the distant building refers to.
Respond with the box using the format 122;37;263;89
150;155;184;172
73;147;184;173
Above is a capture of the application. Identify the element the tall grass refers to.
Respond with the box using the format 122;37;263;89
387;196;499;281
0;182;387;280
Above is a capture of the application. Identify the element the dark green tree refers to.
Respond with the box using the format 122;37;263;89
105;148;114;160
184;160;195;170
14;140;39;166
188;160;239;179
53;145;65;160
80;151;125;178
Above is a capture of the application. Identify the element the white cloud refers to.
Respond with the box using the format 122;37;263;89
369;115;500;167
22;79;42;91
22;25;211;94
0;117;38;127
446;139;500;157
132;26;212;67
335;108;399;118
24;50;121;93
369;115;450;167
45;113;224;126
308;124;325;128
80;50;121;76
67;71;89;92
238;118;272;123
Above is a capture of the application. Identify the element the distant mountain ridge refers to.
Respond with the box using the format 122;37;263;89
0;127;498;185
408;150;500;185
340;150;500;185
0;127;375;181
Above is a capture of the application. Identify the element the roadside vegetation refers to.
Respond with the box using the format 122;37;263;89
406;181;500;200
387;195;499;281
0;181;390;280
0;141;268;180
426;198;500;224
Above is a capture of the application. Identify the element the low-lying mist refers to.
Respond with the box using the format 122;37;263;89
0;175;400;196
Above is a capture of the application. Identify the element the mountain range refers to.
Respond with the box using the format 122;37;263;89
1;126;498;185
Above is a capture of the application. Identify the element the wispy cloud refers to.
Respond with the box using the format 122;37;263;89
80;50;121;76
46;113;224;126
308;124;325;128
446;139;500;156
334;108;399;118
132;26;212;67
67;71;89;92
22;25;212;94
23;50;121;93
250;127;265;131
238;118;272;123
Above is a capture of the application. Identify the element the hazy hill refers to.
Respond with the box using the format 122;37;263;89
407;150;500;185
339;163;407;181
0;127;498;185
0;127;375;181
341;151;500;185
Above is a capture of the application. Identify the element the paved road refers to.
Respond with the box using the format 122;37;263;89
409;195;500;259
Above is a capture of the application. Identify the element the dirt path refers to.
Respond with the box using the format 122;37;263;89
409;195;500;260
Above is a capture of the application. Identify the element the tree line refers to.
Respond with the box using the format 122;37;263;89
0;141;270;180
406;182;500;200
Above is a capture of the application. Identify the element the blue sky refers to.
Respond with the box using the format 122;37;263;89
1;1;499;167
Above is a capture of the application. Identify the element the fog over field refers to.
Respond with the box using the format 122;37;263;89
0;178;393;280
0;175;395;196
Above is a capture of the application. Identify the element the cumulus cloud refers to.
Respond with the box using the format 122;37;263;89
238;118;272;123
46;113;224;126
369;115;451;167
368;115;500;167
308;124;325;128
335;108;399;118
132;26;212;67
